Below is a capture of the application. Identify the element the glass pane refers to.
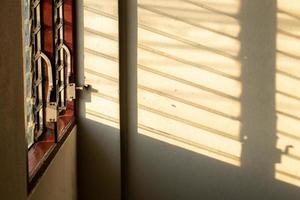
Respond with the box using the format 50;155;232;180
24;0;34;147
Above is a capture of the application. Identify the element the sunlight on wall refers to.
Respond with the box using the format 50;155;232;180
83;0;120;129
276;0;300;187
138;0;242;166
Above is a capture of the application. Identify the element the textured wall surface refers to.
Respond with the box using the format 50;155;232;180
28;127;77;200
0;1;27;200
127;0;300;200
76;0;300;199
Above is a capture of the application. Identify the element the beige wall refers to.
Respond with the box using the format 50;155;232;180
137;0;242;167
75;0;300;199
0;1;27;199
28;127;77;200
128;0;300;200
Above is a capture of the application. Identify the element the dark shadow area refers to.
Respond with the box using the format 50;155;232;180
77;118;121;200
239;0;279;199
129;130;300;200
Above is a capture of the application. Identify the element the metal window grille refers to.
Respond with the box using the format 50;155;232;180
28;0;56;147
31;0;45;140
54;0;73;112
26;0;73;148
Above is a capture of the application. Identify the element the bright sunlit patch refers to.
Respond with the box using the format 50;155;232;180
84;0;118;16
85;93;120;129
83;0;120;129
276;0;300;187
138;0;242;166
139;0;241;37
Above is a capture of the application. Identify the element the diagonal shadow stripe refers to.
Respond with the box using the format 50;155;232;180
179;0;238;19
277;50;300;61
138;104;240;141
139;23;238;59
277;70;300;82
278;130;300;144
139;124;240;161
85;108;241;162
85;8;239;81
276;90;300;102
277;110;300;122
86;87;240;141
84;27;240;81
138;63;240;100
85;66;240;120
138;4;237;40
84;47;240;101
278;9;300;21
277;28;300;40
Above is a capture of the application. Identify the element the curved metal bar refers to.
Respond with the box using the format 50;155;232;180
61;44;72;84
40;52;53;103
61;44;75;101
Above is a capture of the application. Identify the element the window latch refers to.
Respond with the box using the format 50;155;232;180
46;102;58;123
66;84;91;100
76;84;91;91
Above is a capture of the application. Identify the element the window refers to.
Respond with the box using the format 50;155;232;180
24;0;76;190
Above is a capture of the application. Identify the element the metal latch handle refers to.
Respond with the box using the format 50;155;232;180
61;44;72;84
76;84;91;91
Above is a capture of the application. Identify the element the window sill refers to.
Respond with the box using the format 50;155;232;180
27;118;75;194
